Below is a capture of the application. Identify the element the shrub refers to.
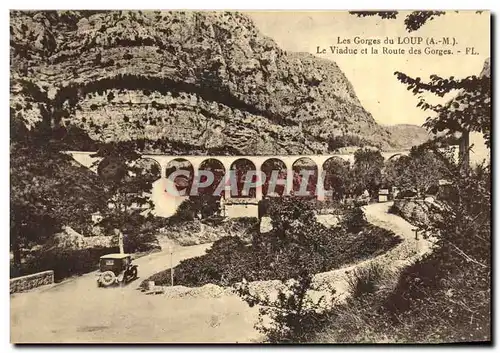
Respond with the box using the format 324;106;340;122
205;236;246;255
172;195;221;223
327;134;368;151
236;271;334;343
380;251;490;342
342;207;367;233
312;160;491;343
142;222;401;288
171;199;197;222
346;262;386;299
313;294;396;343
171;256;225;286
222;217;259;243
124;232;161;253
337;225;401;261
142;236;252;288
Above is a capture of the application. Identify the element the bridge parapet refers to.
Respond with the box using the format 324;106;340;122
10;270;54;294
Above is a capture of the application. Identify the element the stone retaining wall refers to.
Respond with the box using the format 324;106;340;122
10;270;54;294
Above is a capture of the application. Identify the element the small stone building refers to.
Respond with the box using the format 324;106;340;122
378;188;390;203
223;198;259;218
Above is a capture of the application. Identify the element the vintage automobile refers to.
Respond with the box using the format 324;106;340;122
97;253;138;287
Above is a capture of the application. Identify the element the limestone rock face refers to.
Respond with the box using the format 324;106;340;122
11;11;411;154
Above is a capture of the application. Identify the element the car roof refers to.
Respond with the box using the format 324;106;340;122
100;253;131;259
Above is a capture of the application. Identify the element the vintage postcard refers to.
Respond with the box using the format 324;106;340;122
10;10;491;344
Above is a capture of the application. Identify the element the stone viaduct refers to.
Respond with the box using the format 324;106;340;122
65;148;461;217
65;150;410;200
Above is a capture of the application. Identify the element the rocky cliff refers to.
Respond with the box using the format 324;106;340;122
384;124;431;150
11;10;417;155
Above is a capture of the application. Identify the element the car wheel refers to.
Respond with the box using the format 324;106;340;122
100;271;116;287
129;267;138;279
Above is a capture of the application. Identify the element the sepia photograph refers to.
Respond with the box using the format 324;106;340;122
9;9;491;344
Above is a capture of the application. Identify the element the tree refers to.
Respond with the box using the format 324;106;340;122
384;146;446;197
10;141;108;269
92;144;156;251
323;158;351;200
431;161;490;268
350;11;448;32
267;198;316;246
349;10;490;164
349;148;384;198
395;68;491;166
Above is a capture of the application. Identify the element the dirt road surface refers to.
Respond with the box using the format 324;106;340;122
10;242;261;343
363;202;416;239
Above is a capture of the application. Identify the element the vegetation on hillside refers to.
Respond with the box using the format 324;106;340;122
10;114;161;278
10;118;108;272
313;160;490;343
143;200;400;288
298;12;491;344
384;145;448;197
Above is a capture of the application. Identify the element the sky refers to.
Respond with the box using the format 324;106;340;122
245;11;490;127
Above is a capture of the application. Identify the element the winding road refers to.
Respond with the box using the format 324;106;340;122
10;202;426;343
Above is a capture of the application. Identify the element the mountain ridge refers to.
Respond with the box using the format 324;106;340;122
10;10;428;155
